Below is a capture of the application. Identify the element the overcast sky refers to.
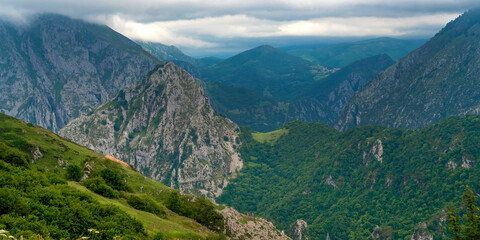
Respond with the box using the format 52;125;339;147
1;0;478;57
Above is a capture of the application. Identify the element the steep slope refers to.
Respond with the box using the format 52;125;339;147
136;41;197;65
338;9;480;130
0;14;160;132
204;54;393;131
219;115;480;239
287;54;395;125
0;113;290;240
289;37;424;68
60;63;242;198
201;45;315;102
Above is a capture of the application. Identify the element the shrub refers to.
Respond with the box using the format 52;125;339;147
66;164;84;182
126;195;166;218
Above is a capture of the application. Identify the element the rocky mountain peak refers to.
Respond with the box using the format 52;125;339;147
60;62;242;198
0;13;160;132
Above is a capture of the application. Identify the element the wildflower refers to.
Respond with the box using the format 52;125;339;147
94;231;99;234
8;236;14;239
0;230;6;234
87;229;93;232
1;234;7;238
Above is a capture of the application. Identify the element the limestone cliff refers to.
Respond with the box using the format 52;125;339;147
0;14;160;132
60;63;242;198
219;206;291;240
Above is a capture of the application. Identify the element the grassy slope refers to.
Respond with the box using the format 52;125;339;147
0;113;221;239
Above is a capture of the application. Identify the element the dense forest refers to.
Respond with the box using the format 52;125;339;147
218;115;480;239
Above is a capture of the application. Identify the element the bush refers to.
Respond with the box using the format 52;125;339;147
0;142;29;167
66;164;84;182
82;177;118;198
126;195;166;218
100;168;128;191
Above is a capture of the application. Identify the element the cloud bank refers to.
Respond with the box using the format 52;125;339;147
0;0;478;56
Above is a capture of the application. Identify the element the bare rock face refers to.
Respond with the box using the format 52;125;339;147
219;206;291;240
288;219;309;240
0;14;159;132
60;63;242;197
410;222;433;240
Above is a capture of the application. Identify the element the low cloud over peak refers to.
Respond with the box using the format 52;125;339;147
1;0;477;56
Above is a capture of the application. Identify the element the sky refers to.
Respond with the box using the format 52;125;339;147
1;0;478;57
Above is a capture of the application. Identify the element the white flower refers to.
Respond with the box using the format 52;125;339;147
0;234;7;238
0;230;6;234
88;229;94;232
8;236;15;239
94;231;99;234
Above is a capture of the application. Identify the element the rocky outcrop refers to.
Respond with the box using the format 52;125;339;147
219;206;291;240
0;14;160;132
338;9;480;130
410;222;433;240
288;219;309;240
60;63;241;197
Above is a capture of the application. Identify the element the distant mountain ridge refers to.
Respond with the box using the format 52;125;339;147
204;52;393;131
0;14;160;132
289;37;425;68
337;9;480;130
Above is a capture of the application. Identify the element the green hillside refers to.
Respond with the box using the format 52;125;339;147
218;115;480;239
201;45;315;102
0;113;225;239
289;37;424;68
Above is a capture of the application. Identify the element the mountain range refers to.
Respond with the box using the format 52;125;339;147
0;14;160;132
2;8;480;240
338;9;480;130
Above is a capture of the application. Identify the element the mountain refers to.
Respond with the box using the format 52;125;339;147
0;14;160;132
287;54;395;125
337;9;480;130
289;37;425;68
136;41;197;65
201;45;315;102
204;54;393;131
0;113;290;240
137;41;222;78
60;63;242;198
218;115;480;239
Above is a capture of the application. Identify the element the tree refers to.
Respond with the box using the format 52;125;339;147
447;186;480;239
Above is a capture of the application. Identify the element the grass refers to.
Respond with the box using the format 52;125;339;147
68;182;212;237
252;128;289;144
0;113;224;239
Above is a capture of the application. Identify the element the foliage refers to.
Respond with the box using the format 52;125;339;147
218;115;480;239
65;164;83;182
0;160;146;239
448;186;480;239
0;113;226;239
126;195;166;218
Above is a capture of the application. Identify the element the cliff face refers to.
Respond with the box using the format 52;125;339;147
219;206;291;240
0;14;160;132
60;63;242;198
337;9;480;130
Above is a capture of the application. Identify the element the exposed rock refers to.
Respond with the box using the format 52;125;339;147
31;146;43;163
288;219;309;240
446;159;457;170
337;9;480;130
372;139;384;163
60;63;241;197
219;206;291;240
325;175;338;189
410;222;433;240
371;225;393;240
462;156;473;168
0;14;159;132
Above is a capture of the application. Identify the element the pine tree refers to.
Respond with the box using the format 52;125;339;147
447;186;480;239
